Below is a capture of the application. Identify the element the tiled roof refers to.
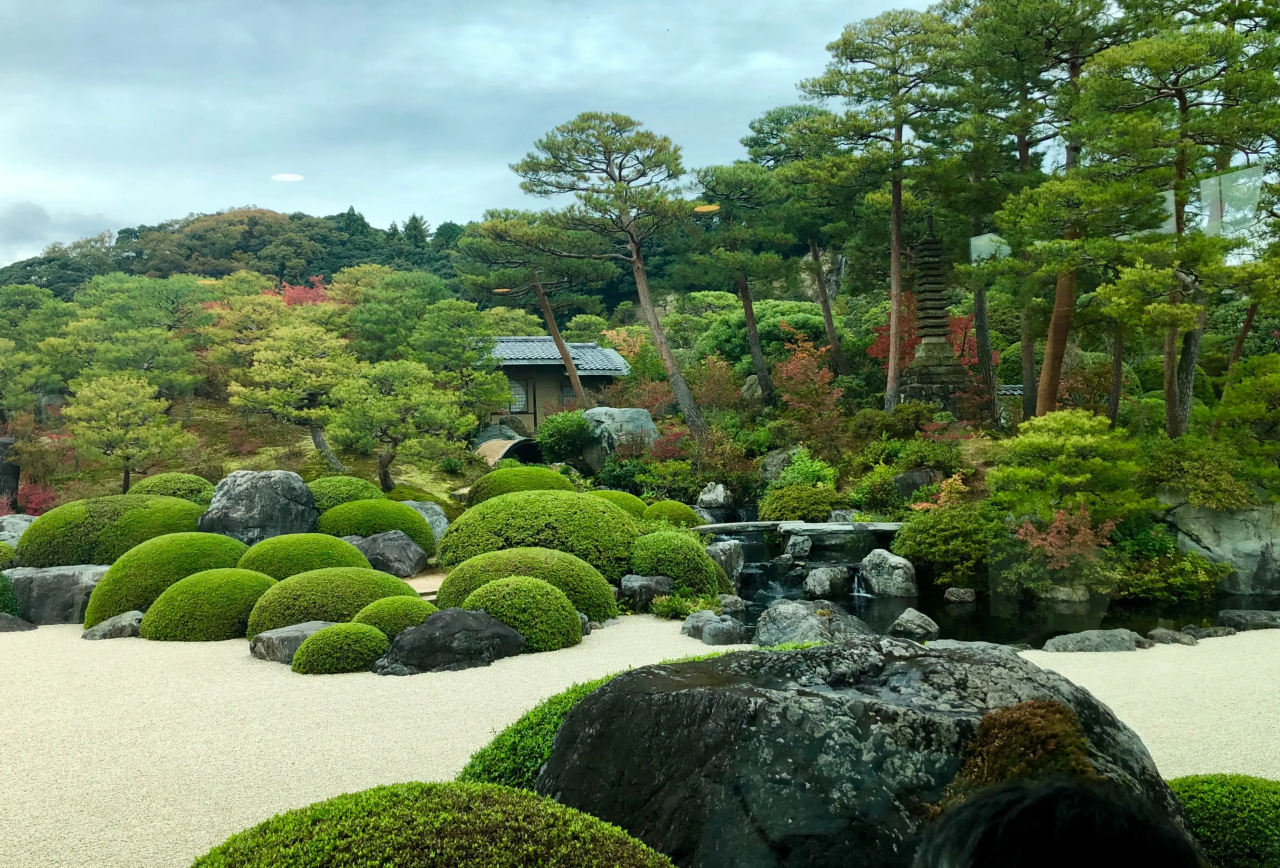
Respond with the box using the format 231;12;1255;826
997;384;1024;396
492;337;630;375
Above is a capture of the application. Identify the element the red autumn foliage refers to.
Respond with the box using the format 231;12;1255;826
650;423;693;461
1017;507;1116;570
689;354;741;410
774;322;848;456
16;483;58;516
265;275;329;307
867;294;999;372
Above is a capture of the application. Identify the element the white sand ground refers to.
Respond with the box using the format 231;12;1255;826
0;617;747;868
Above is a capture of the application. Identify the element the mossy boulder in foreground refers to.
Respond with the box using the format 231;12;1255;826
140;568;276;641
237;533;370;580
16;495;206;568
291;622;389;674
317;499;436;555
463;576;582;653
466;467;575;506
246;567;419;638
128;472;216;505
437;547;617;622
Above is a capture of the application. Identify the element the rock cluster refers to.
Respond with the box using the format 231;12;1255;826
198;470;318;545
4;565;108;625
374;608;524;674
753;598;874;647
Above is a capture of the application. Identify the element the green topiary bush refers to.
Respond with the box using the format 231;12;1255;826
641;500;703;527
534;410;594;462
139;568;277;641
439;490;639;582
589;490;647;518
1169;774;1280;868
317;499;436;555
467;467;576;507
0;541;14;569
463;576;582;653
191;781;674;867
437;548;618;622
16;495;206;568
352;596;438;639
306;476;386;512
237;533;370;580
128;472;216;506
630;531;720;597
291;622;390;674
246;567;419;638
892;503;1007;588
83;532;249;628
0;570;21;619
757;484;845;522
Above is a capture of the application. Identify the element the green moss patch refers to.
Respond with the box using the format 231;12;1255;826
16;495;206;568
307;476;385;512
1169;774;1280;868
438;547;617;622
463;576;581;653
129;473;216;506
140;568;277;641
318;499;436;555
246;567;418;638
630;531;719;597
238;534;370;580
352;596;437;640
291;622;389;674
467;467;575;507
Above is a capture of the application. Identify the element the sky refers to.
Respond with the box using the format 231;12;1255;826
0;0;920;266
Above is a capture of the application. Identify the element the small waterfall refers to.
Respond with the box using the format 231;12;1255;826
850;567;873;599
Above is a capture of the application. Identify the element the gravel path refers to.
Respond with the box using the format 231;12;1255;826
0;617;745;868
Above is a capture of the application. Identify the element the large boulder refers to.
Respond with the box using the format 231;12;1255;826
373;608;524;675
619;574;674;613
892;468;944;501
1217;609;1280;632
1043;628;1147;653
943;587;976;603
249;621;337;664
401;501;449;544
705;541;744;590
198;470;318;545
0;513;36;548
803;566;852;598
0;612;35;632
3;565;107;624
753;598;874;647
536;637;1185;868
1162;498;1280;595
581;407;659;473
784;535;812;558
474;422;522;448
859;549;918;597
697;483;733;510
81;610;143;640
888;607;940;642
351;530;428;578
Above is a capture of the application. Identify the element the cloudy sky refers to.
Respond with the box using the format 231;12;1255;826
0;0;919;265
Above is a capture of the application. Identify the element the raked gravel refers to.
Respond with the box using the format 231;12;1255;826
0;616;749;868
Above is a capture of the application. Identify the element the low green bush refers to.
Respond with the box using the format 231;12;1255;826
128;472;216;506
438;490;639;582
849;464;905;514
757;484;844;522
650;593;722;620
0;541;14;569
1168;774;1280;868
641;500;703;527
437;547;618;622
352;596;437;639
630;531;720;597
83;532;249;628
140;568;276;641
191;781;673;867
463;576;582;653
0;570;21;619
291;622;389;674
892;503;1007;588
16;495;206;568
771;446;836;489
307;476;386;512
535;410;594;462
317;499;436;555
467;467;575;507
246;567;419;638
238;534;370;580
589;490;647;518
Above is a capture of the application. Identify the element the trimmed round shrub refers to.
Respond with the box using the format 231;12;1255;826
462;576;581;653
307;476;385;512
459;676;613;790
291;622;389;674
0;541;14;569
1169;774;1280;868
892;503;1007;588
758;484;845;522
352;596;437;639
317;499;436;556
642;499;703;527
129;472;216;506
386;485;465;520
191;781;674;867
589;489;647;518
246;567;418;638
0;570;21;619
16;495;206;568
438;547;618;622
439;490;638;582
630;531;719;597
467;467;575;507
83;532;249;628
140;568;276;641
238;533;370;580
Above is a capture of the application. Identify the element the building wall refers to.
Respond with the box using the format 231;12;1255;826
489;365;615;432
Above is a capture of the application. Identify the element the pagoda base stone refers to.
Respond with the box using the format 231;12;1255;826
900;339;969;411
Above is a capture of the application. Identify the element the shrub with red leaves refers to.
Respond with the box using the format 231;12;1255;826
16;483;58;516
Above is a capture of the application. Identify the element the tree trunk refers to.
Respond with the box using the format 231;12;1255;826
122;465;131;494
1108;323;1123;428
1037;228;1079;415
377;449;396;492
1228;301;1258;372
1020;306;1038;422
310;426;347;473
532;277;587;406
807;239;852;377
736;272;775;404
885;171;904;410
1172;307;1206;438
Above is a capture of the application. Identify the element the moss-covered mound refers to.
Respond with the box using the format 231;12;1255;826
191;781;673;867
0;541;14;569
439;490;638;582
467;467;575;507
463;576;581;653
291;622;389;674
387;485;465;521
246;567;418;638
1169;774;1280;868
140;568;277;641
83;532;249;628
641;499;703;527
128;472;216;506
437;548;618;622
16;495;206;568
307;476;386;512
589;489;647;518
352;596;437;639
317;499;436;555
630;531;720;597
758;484;844;522
0;570;21;619
238;534;370;581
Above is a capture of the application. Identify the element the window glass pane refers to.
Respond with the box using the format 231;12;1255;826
508;380;527;412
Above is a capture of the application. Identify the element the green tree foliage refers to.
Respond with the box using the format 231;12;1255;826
403;300;510;422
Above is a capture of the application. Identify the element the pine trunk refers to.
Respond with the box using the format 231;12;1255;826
533;278;587;405
310;426;347;473
122;465;131;494
970;211;997;426
808;239;852;377
1108;324;1123;428
377;449;396;492
1037;246;1077;415
736;272;775;404
1020;307;1038;422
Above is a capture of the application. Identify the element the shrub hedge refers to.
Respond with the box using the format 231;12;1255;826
16;495;206;568
128;472;216;506
386;485;465;521
437;547;618;622
291;622;390;674
757;484;845;522
463;576;582;653
306;476;386;512
317;500;436;555
641;500;703;527
589;490;647;518
246;567;419;638
352;596;438;639
238;534;370;580
140;568;276;641
0;541;14;569
83;532;249;628
891;503;1006;588
630;531;720;597
1169;774;1280;868
0;570;21;619
438;490;638;582
190;781;674;867
467;467;575;507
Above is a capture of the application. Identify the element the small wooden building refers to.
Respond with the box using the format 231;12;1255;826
490;337;630;432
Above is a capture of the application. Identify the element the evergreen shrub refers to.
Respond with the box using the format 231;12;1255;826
588;490;647;518
534;410;594;463
352;596;437;639
462;576;582;653
0;570;21;619
306;476;386;512
246;567;418;638
0;541;13;569
467;467;575;507
641;500;703;527
238;533;370;580
291;622;390;674
630;531;719;597
1169;774;1280;868
139;568;276;641
757;484;844;522
437;547;618;622
129;472;216;506
16;495;206;568
317;499;436;555
892;503;1007;588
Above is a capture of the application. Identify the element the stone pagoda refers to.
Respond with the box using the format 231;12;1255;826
899;217;968;410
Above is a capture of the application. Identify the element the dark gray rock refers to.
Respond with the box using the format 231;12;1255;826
760;446;801;483
1161;497;1280;595
474;423;522;447
0;513;36;548
717;594;746;621
340;535;364;545
680;610;719;640
784;534;812;558
250;621;337;664
1217;609;1280;632
198;470;318;545
4;565;108;624
705;541;744;591
401;501;449;544
1182;624;1236;640
497;414;531;438
892;468;944;500
81;610;143;640
697;482;733;510
754;598;875;647
352;530;428;577
374;608;524;674
859;549;917;597
0;612;35;632
887;607;940;642
693;506;718;525
1148;628;1197;646
579;612;591;636
943;587;977;603
582;407;659;473
1043;628;1144;653
701;616;751;646
803;566;851;598
536;636;1189;868
620;574;674;613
